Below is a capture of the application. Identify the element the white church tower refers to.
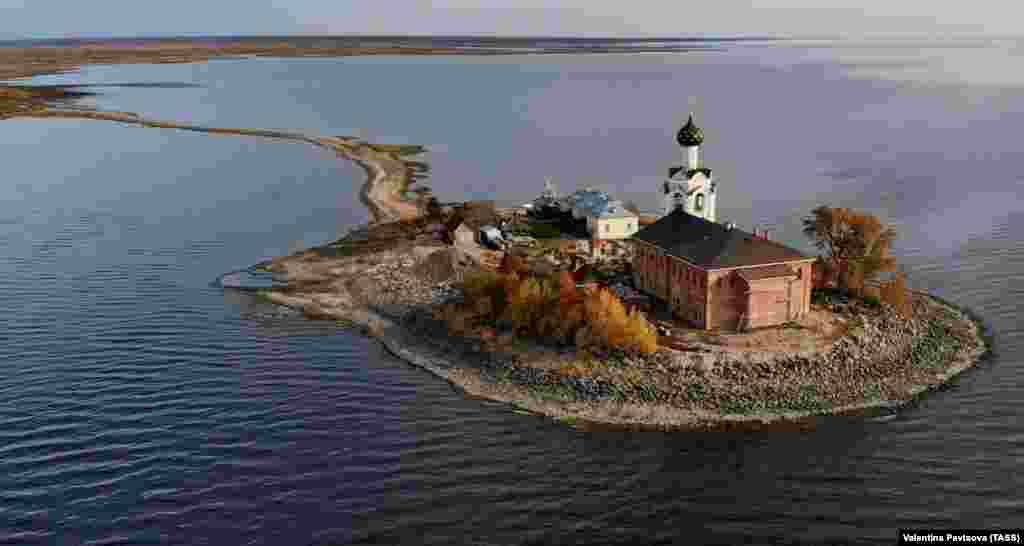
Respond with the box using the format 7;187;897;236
662;113;717;222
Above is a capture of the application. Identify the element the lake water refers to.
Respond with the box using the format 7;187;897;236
1;39;1022;544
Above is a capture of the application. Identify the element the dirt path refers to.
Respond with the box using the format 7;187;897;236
11;108;423;224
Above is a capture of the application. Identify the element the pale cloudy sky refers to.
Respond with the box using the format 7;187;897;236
2;0;1020;39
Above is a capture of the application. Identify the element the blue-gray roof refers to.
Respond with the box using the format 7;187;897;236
561;188;615;217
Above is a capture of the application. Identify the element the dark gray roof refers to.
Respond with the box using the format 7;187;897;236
631;209;811;269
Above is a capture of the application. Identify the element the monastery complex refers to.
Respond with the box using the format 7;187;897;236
630;115;815;331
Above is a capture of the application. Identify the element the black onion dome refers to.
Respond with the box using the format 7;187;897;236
676;113;704;147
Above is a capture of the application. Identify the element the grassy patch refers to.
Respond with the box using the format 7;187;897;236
528;223;563;239
507;337;533;353
684;383;707;402
494;366;512;384
324;243;356;257
367;142;427;155
789;385;831;412
607;383;628;402
634;382;659;403
718;398;760;415
528;382;578;402
604;349;628;368
945;299;995;357
718;385;832;415
909;319;959;370
252;289;276;304
862;383;883;401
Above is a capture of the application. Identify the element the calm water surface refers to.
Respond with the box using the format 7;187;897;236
1;40;1022;544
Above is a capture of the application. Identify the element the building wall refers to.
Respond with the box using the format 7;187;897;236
632;242;707;328
686;173;710;221
686;146;700;169
634;242;815;331
661;172;715;222
454;224;476;247
592;216;638;240
706;183;718;223
745;276;796;329
668;258;706;327
706;270;746;331
794;262;813;316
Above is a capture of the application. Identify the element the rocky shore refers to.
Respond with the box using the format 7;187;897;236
250;237;991;431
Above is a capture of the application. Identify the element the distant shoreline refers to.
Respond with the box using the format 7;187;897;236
0;36;722;83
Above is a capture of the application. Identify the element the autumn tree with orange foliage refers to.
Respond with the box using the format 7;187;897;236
879;271;913;317
577;288;658;354
436;267;658;354
803;206;897;293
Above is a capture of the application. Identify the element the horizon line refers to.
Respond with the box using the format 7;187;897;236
4;32;1021;46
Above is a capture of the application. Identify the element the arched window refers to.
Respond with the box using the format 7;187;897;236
695;193;705;211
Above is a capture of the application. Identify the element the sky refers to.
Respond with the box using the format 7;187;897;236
1;0;1021;40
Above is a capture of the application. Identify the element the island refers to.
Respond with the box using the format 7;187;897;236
1;40;991;431
254;185;991;432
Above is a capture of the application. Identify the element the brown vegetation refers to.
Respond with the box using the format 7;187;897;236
434;268;658;354
879;272;913;317
803;206;897;293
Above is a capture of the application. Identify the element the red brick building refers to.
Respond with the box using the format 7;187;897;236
631;209;815;331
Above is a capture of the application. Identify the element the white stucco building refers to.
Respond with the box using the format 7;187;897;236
587;201;638;240
662;114;717;222
557;188;639;240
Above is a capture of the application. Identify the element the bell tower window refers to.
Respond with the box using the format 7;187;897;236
695;193;705;212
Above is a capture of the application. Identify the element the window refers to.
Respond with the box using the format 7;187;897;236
604;224;610;233
626;223;632;231
695;193;704;211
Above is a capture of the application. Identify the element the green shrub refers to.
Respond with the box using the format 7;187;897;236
863;295;881;308
529;382;577;401
634;382;659;402
812;287;853;305
529;223;563;239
